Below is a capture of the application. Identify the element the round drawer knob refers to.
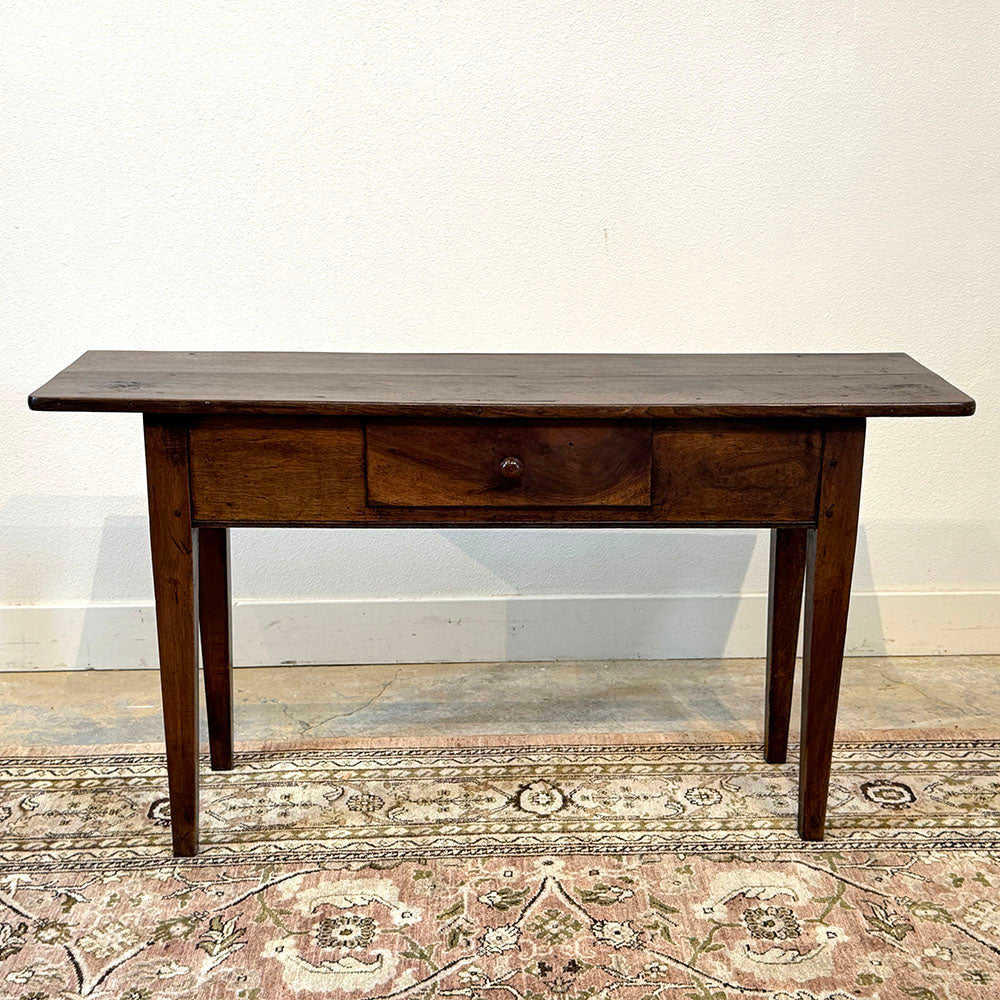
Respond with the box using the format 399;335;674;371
499;456;524;480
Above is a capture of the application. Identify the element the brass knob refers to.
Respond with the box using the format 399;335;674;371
499;456;524;480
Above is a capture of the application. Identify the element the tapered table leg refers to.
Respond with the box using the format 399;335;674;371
199;526;234;771
144;416;200;857
798;420;866;841
765;527;807;764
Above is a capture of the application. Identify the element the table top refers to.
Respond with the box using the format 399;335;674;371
29;351;974;419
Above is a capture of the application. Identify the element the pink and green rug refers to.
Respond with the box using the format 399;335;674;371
1;732;998;998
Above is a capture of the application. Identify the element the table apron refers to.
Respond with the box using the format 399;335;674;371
184;416;825;528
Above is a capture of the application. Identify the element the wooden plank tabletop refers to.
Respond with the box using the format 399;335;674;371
28;351;975;419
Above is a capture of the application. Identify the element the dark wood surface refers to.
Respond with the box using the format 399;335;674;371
797;420;867;840
366;419;652;507
29;351;974;418
189;417;366;523
186;417;821;525
143;416;200;857
764;527;807;764
198;526;233;772
653;422;821;522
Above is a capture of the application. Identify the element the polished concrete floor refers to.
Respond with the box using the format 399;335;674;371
1;655;997;747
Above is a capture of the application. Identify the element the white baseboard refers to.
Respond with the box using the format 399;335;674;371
1;592;998;671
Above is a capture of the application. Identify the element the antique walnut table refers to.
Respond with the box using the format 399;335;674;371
29;351;974;856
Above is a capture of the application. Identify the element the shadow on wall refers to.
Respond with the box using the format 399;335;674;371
81;512;153;670
78;516;774;665
0;497;153;670
847;532;884;657
0;497;908;669
439;528;764;660
17;491;996;668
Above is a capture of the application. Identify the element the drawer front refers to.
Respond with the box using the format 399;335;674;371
366;419;653;507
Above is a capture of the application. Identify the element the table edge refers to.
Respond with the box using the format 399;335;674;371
27;394;976;418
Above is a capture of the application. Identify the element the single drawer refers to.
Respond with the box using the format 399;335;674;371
366;419;653;507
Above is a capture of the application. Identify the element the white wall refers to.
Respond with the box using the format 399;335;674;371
3;1;998;669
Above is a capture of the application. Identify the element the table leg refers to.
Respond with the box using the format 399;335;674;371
798;420;865;840
764;527;807;764
144;416;200;857
199;526;234;771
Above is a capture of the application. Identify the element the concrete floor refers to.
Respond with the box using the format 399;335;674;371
0;655;997;747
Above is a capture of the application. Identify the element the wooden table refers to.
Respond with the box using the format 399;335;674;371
30;351;974;856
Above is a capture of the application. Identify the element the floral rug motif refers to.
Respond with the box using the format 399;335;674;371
1;734;999;998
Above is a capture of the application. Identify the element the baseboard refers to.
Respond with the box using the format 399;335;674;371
1;591;997;671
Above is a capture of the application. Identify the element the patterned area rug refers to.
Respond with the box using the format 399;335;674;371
1;733;999;998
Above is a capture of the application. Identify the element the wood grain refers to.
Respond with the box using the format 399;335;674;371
654;422;821;522
798;420;866;841
28;351;975;418
198;526;233;772
187;417;823;525
189;417;366;523
143;416;200;857
366;420;652;507
35;350;952;376
764;527;807;764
